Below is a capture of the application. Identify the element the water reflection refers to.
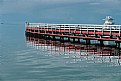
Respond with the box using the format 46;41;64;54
26;36;121;66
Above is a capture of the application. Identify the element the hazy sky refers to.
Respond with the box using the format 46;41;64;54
1;0;121;24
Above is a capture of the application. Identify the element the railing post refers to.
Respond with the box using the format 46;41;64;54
34;25;35;33
69;25;70;35
80;25;82;34
64;25;65;33
102;26;104;36
41;24;42;33
54;25;56;34
110;26;112;37
51;24;53;34
59;25;61;34
45;24;47;34
119;26;120;37
47;24;50;33
60;25;62;35
87;25;88;35
46;24;47;33
37;24;38;33
94;26;95;35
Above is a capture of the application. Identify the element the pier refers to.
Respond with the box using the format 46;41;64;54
25;16;121;48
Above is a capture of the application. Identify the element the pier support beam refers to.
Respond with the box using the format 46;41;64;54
48;35;51;40
116;42;120;48
99;40;104;46
78;38;80;43
52;36;56;40
60;37;64;42
86;39;90;44
68;37;70;42
46;35;51;40
73;38;75;43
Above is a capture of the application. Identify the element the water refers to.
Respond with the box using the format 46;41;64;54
0;24;121;81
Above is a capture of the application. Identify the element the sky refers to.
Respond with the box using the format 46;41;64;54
0;0;121;24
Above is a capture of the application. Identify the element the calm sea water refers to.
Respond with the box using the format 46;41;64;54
0;24;121;81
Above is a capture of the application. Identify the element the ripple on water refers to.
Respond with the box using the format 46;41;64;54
6;43;121;81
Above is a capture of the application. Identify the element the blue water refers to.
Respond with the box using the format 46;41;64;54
0;24;121;81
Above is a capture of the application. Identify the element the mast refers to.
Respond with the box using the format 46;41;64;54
103;16;114;25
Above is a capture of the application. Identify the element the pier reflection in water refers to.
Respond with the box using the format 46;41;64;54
26;36;121;66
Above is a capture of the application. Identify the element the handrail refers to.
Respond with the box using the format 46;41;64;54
26;23;121;33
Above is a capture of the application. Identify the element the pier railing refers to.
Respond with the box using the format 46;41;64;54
25;23;121;48
26;23;121;36
26;23;121;30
